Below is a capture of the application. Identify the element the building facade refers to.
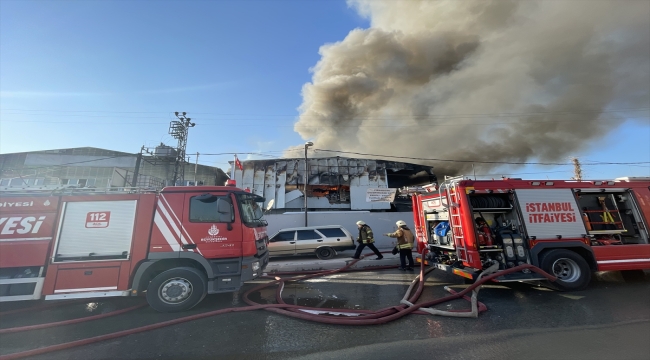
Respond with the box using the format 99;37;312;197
231;157;436;212
231;157;436;246
0;147;228;190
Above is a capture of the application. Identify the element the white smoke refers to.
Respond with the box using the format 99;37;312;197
291;0;650;175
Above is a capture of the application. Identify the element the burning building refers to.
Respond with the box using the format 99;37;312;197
230;157;435;246
231;157;435;212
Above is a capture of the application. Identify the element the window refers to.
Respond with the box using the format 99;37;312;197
317;227;347;238
297;230;321;240
62;179;79;186
236;193;266;227
5;178;44;187
10;179;26;187
189;195;232;223
271;231;295;242
78;179;96;187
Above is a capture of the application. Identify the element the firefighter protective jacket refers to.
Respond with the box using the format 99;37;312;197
358;225;375;244
386;227;414;249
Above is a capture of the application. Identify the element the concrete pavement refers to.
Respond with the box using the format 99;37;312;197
264;248;408;273
0;265;648;360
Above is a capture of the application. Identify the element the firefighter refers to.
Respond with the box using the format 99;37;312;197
352;220;384;260
384;220;415;271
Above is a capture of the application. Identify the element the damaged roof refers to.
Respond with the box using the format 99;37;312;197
231;157;436;187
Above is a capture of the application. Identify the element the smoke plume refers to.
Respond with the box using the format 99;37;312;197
292;0;650;176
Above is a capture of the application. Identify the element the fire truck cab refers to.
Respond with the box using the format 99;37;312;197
0;185;270;312
413;176;650;290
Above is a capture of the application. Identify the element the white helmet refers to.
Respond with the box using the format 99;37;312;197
356;220;366;226
396;220;407;227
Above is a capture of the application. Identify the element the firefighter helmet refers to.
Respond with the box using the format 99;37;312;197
396;220;407;227
356;220;366;226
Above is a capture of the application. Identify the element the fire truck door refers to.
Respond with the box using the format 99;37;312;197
182;193;243;259
44;199;137;299
515;189;587;240
590;191;650;271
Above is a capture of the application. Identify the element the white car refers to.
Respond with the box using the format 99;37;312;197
268;225;356;260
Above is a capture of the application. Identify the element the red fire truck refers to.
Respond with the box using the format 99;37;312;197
0;186;270;312
412;176;650;290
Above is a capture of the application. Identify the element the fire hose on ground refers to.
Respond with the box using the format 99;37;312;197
0;304;147;335
0;251;557;360
0;299;89;318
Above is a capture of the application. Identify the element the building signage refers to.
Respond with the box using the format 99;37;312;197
366;188;397;202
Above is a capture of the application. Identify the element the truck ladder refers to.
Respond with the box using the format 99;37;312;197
439;176;469;263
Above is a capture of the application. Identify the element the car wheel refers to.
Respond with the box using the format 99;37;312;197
146;267;207;312
316;247;335;260
539;249;591;291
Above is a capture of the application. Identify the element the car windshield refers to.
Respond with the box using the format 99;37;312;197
236;193;266;227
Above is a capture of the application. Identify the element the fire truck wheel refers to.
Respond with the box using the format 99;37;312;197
540;249;591;291
146;267;207;312
316;247;335;260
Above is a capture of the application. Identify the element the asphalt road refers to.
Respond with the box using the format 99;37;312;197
0;261;649;360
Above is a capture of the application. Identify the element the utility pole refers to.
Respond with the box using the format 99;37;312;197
169;112;195;186
572;157;583;181
304;142;313;226
132;146;144;187
194;152;199;186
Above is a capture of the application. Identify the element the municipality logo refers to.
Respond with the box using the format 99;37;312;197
202;224;226;243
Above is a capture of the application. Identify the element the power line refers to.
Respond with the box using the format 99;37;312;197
473;170;569;176
190;152;288;157
2;110;648;120
2;107;648;117
2;109;648;124
0;109;172;114
200;149;650;167
312;149;650;166
1;116;647;127
3;149;648;176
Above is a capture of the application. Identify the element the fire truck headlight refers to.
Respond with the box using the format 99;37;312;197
252;262;260;271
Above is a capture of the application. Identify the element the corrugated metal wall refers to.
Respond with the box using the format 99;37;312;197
235;158;392;210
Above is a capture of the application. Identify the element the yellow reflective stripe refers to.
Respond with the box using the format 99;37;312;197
453;268;473;279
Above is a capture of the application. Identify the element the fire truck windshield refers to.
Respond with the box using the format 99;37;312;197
236;193;266;227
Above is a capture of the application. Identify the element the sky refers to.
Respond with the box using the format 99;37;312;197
1;0;649;182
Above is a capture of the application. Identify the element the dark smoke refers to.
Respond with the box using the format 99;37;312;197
291;0;650;176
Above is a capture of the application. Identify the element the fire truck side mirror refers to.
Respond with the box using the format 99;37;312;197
216;198;233;224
